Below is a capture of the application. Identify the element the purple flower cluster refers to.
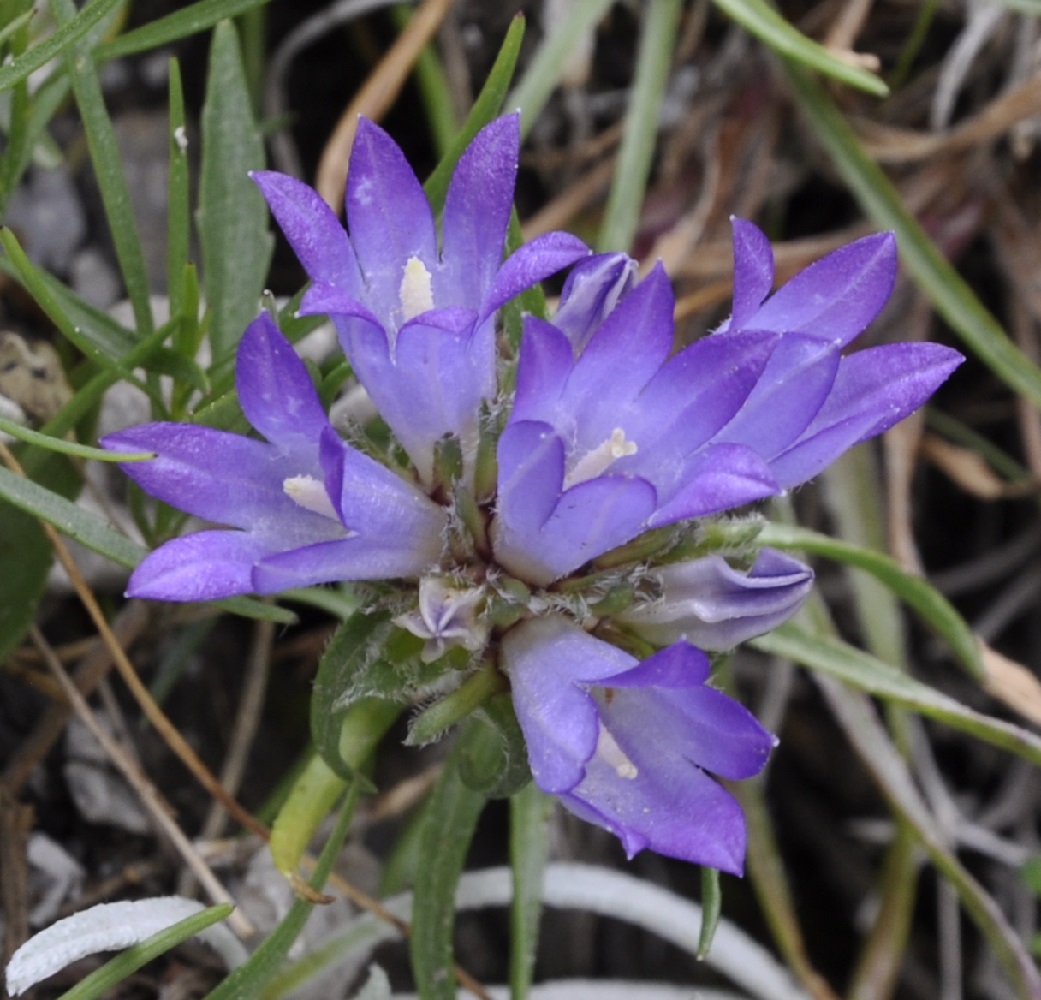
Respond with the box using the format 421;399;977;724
103;115;962;873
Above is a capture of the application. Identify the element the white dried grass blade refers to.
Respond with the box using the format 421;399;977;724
4;895;247;996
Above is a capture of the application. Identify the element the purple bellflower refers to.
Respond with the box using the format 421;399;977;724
504;616;775;872
103;109;964;875
102;314;447;601
252;114;588;486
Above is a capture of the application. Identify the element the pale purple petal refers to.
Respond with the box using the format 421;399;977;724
562;738;749;871
770;342;963;487
127;530;270;601
503;617;633;793
235;313;330;450
725;217;775;331
299;281;383;328
481;231;590;321
711;334;840;458
745;232;896;346
553;252;638;352
103;424;301;530
439;115;519;307
647;443;776;526
495;421;565;534
346;118;438;312
251;170;362;295
511;318;574;423
619;549;814;648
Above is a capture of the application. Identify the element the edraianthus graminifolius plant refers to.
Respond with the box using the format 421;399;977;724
103;114;963;874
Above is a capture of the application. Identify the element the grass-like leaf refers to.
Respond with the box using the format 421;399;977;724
509;783;552;1000
197;20;272;364
784;60;1041;411
0;0;125;95
712;0;888;96
758;521;982;679
753;622;1041;769
96;0;269;62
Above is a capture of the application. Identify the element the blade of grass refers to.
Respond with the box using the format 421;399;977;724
508;782;553;1000
52;0;153;337
0;0;126;95
597;0;683;253
783;60;1041;411
711;0;887;96
96;0;270;61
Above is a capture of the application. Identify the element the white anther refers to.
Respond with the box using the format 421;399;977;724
564;428;637;489
283;475;339;521
400;256;434;322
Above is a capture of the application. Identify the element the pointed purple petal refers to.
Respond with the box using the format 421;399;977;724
494;420;565;534
439;115;519;307
251;170;362;295
725;217;775;332
648;443;777;525
346;118;437;313
712;333;840;459
750;232;896;346
236;314;330;450
769;341;962;486
511;317;574;423
562;743;748;872
553;252;638;352
103;424;298;529
481;231;590;320
601;640;710;688
127;530;269;601
503;617;636;794
299;281;383;328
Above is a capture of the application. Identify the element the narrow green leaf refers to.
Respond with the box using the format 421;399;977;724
197;20;272;363
711;0;888;96
508;1;614;137
509;782;552;1000
410;719;497;1000
424;15;525;213
598;0;683;252
0;414;153;462
783;61;1041;411
97;0;270;62
55;904;233;1000
0;0;126;95
205;789;359;1000
758;522;982;679
753;623;1041;769
52;0;153;337
697;867;722;959
167;58;189;326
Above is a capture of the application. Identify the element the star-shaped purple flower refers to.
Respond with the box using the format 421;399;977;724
491;222;963;585
252;115;589;485
102;314;447;601
503;615;776;872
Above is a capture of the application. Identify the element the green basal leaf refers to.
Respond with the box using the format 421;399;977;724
0;414;153;462
410;718;498;1000
0;0;126;96
97;0;270;62
197;19;272;364
711;0;888;96
424;15;525;214
509;782;553;1000
758;522;982;680
167;58;190;328
55;904;234;1000
753;622;1041;769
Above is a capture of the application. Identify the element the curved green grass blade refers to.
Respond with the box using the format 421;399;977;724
752;622;1041;768
759;522;982;679
55;904;233;1000
784;61;1041;411
0;0;126;95
712;0;887;96
0;414;154;462
508;782;553;1000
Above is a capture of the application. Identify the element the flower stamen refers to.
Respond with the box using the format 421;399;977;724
564;428;637;489
400;256;434;322
283;475;339;521
595;724;639;780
